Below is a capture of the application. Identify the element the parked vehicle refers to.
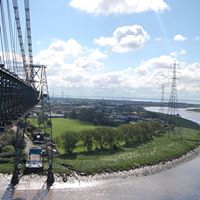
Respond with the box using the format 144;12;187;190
25;146;43;172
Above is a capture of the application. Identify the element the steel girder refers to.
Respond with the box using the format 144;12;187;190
0;67;39;126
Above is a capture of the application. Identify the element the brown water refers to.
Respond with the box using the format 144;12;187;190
12;159;200;200
1;107;200;200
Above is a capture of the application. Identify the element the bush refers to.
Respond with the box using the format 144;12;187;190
0;159;10;164
3;145;14;153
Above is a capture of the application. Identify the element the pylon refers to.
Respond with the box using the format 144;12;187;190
167;61;179;125
159;84;165;113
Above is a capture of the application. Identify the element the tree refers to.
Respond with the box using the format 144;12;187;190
0;129;25;165
93;127;118;150
64;112;68;118
119;124;131;145
133;124;142;144
103;127;118;149
80;130;93;151
78;108;95;122
68;110;77;119
60;131;78;155
93;127;104;150
72;108;115;126
136;121;160;142
137;122;149;142
149;121;162;135
119;124;137;146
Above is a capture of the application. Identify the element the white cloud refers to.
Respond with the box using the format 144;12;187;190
35;39;108;88
136;55;174;75
173;34;187;42
94;25;150;53
133;56;200;100
170;49;187;57
48;38;83;57
84;60;199;98
35;38;83;67
93;57;200;99
35;39;200;100
74;49;108;71
69;0;169;15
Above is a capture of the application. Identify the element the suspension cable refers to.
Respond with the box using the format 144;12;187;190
0;26;5;65
12;0;28;81
0;0;12;70
7;0;17;73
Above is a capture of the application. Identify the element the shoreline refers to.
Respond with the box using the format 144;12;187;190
57;143;200;183
0;143;200;189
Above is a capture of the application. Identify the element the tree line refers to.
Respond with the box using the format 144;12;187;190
65;108;117;126
55;121;163;155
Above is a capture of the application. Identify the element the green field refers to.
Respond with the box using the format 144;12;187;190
51;118;96;137
29;118;96;137
1;118;199;175
53;127;200;174
28;118;200;176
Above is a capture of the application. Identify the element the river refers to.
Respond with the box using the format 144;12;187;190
1;107;200;200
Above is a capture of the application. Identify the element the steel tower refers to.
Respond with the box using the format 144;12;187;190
159;84;165;113
167;61;179;125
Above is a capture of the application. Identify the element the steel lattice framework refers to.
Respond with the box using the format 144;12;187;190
159;84;165;114
0;0;39;132
0;0;54;187
34;65;54;172
167;62;179;125
0;64;38;129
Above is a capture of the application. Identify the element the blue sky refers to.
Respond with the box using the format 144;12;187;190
28;0;200;101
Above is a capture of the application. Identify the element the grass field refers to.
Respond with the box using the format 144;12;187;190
10;118;200;175
1;118;200;175
51;118;96;137
53;128;200;175
28;118;200;176
29;118;96;137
